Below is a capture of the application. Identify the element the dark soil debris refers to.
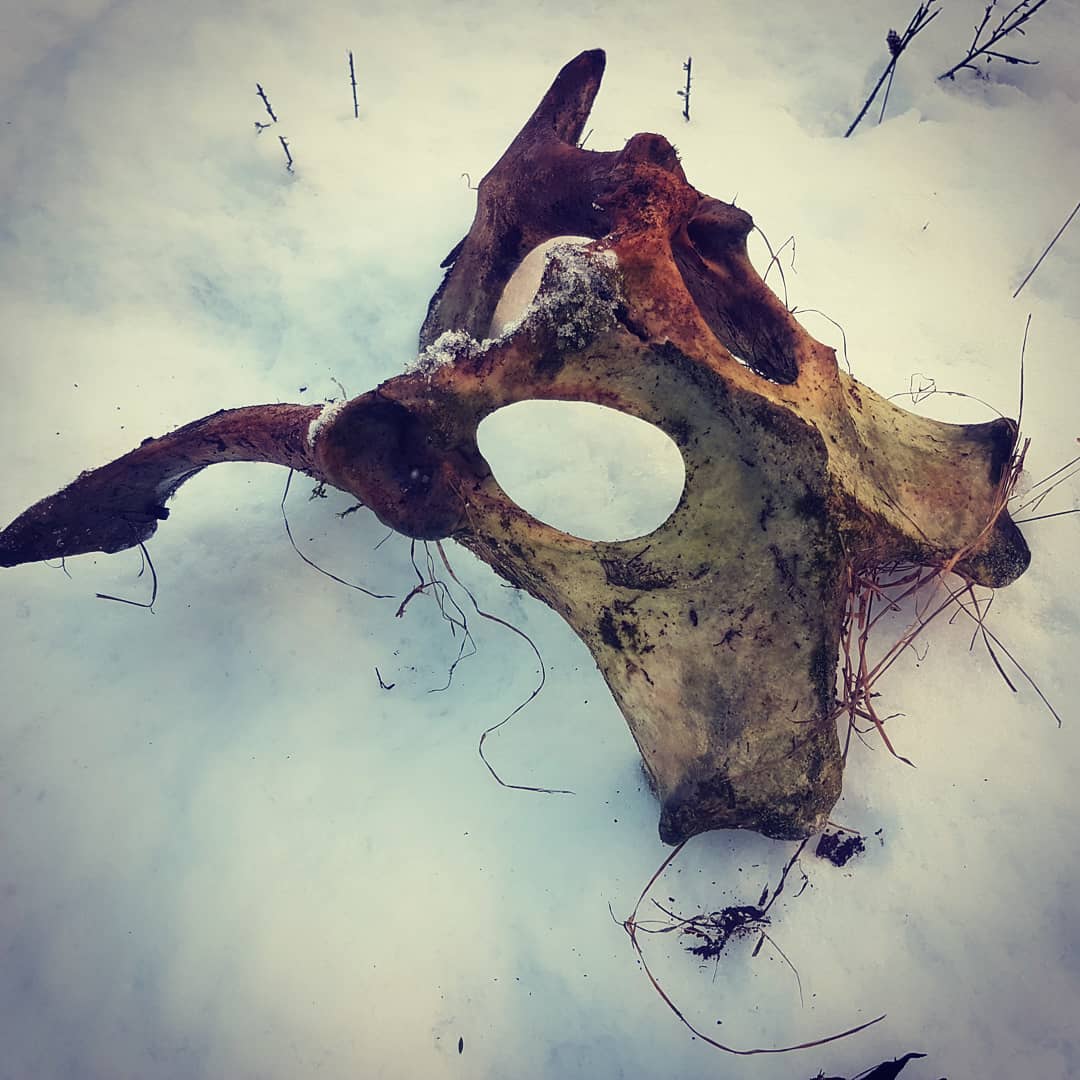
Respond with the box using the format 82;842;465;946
681;904;770;960
814;829;866;868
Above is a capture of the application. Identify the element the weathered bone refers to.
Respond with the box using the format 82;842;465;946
0;50;1028;843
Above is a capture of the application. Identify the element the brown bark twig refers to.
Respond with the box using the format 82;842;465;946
349;51;359;119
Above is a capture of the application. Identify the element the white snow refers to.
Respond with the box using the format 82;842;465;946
306;398;350;448
477;400;686;542
407;328;481;375
1;4;1079;1080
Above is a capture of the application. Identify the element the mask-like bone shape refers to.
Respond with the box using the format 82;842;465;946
0;50;1028;843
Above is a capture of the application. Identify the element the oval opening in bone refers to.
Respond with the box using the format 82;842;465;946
488;235;594;338
477;400;685;542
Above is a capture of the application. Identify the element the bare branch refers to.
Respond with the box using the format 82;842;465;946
255;82;278;123
279;134;294;172
939;0;1053;81
677;57;692;121
846;1;941;137
1013;198;1080;299
349;51;359;119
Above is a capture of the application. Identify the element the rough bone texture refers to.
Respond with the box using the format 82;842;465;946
0;50;1029;844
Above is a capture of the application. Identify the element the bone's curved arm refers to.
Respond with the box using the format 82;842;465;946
0;403;324;567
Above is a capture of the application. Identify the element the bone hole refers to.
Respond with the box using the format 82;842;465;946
488;235;594;338
476;401;686;542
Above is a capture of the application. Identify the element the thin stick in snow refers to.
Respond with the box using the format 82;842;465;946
279;134;294;173
1012;199;1080;299
845;1;940;138
349;51;359;119
256;82;278;123
677;57;692;122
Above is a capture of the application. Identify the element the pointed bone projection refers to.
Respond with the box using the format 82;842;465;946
0;51;1029;843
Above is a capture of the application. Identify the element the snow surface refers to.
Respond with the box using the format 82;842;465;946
478;401;686;542
1;2;1079;1079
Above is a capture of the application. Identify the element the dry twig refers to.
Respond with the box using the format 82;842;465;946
280;469;391;598
1012;199;1080;299
279;135;294;173
846;1;941;137
433;541;573;796
255;83;278;123
677;57;692;122
939;0;1053;82
348;51;359;119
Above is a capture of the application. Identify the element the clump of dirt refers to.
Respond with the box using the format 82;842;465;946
681;904;770;961
814;829;866;867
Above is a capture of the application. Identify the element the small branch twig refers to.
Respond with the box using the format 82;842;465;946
1012;199;1080;299
348;51;359;119
677;57;692;122
939;0;1053;82
845;1;941;138
255;83;278;123
279;135;294;173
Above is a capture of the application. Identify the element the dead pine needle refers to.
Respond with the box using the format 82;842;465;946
394;540;477;694
96;541;158;611
791;307;852;375
280;469;391;599
433;540;573;796
1013;200;1080;299
1011;448;1080;517
753;226;794;310
1014;507;1080;524
834;413;1061;763
618;838;885;1056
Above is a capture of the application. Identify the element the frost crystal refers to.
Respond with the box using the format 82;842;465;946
407;329;481;376
404;244;621;377
499;243;621;347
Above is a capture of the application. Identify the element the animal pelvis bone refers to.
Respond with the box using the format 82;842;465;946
0;50;1029;843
